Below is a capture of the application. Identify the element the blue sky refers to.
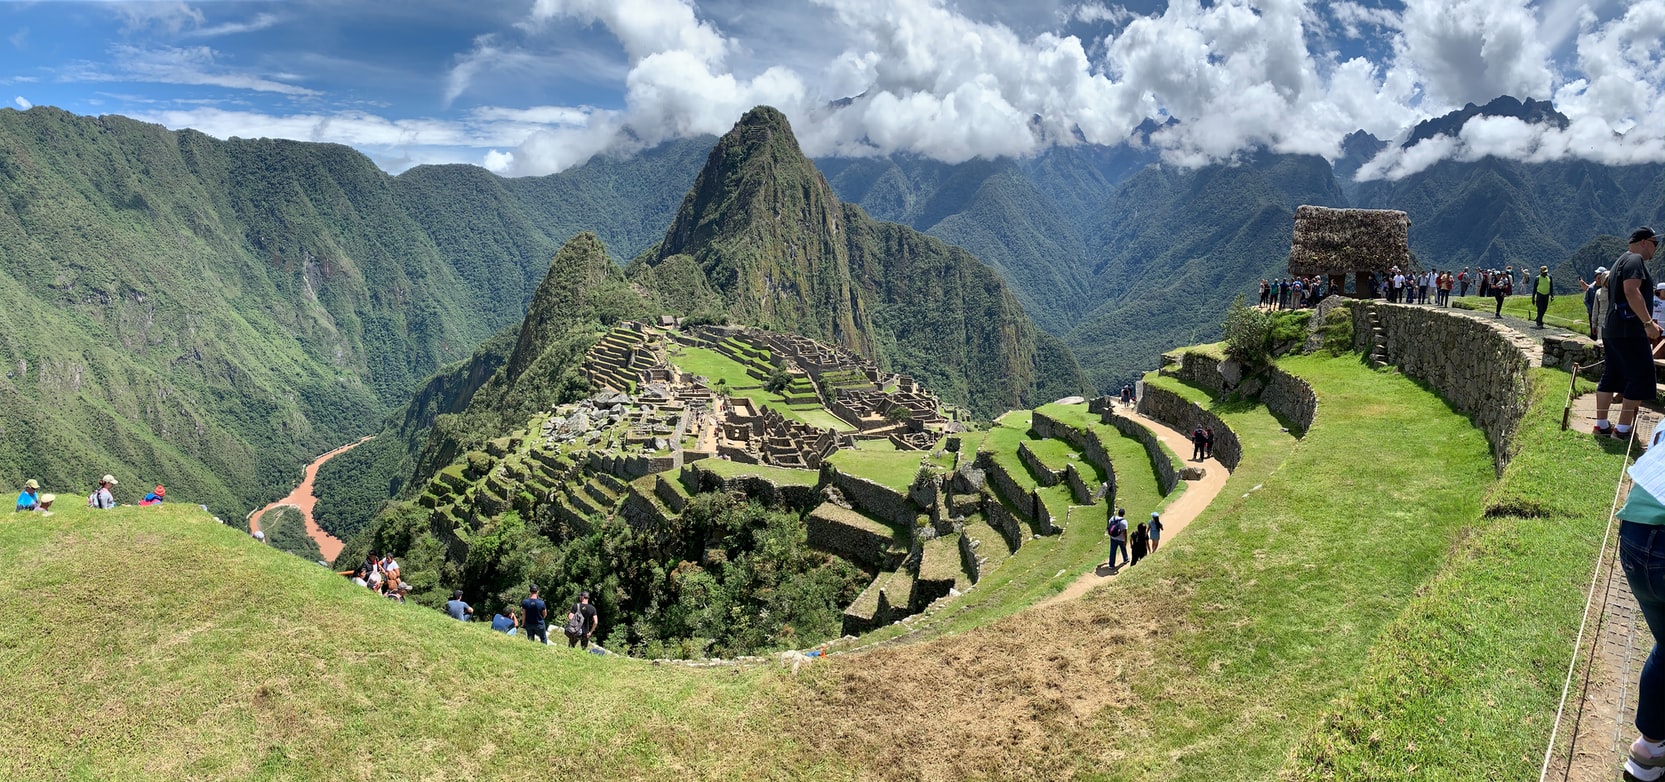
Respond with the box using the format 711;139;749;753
1;0;1658;179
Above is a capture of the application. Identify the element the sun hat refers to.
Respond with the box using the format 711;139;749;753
153;485;165;496
24;479;38;489
101;474;118;485
39;493;54;503
1596;266;1608;274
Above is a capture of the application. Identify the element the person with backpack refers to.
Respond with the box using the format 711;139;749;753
1149;512;1164;552
1190;426;1206;461
1493;271;1512;317
1106;508;1130;569
566;591;600;649
89;475;117;509
521;584;549;645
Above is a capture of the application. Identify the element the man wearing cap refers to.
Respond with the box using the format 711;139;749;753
520;584;549;645
1532;266;1555;328
1595;228;1663;439
1459;267;1471;298
89;475;117;509
566;591;599;649
16;479;41;512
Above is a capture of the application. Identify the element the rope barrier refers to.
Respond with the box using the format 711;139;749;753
1538;420;1641;781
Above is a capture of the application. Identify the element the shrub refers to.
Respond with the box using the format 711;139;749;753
1222;296;1275;366
1319;309;1354;356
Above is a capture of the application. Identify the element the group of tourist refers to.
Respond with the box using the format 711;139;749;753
1105;507;1163;571
1258;277;1330;310
349;552;413;601
1189;425;1215;461
13;474;168;514
1375;267;1482;308
436;582;602;650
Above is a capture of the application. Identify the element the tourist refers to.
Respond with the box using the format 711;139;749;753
1106;508;1130;569
1259;279;1270;307
1120;383;1135;406
1459;268;1471;298
444;590;473;621
88;475;117;509
1594;270;1613;341
1190;425;1206;461
491;607;519;636
1130;521;1149;566
1149;512;1164;552
16;479;40;512
253;529;266;543
1391;270;1405;303
1612;435;1665;782
1479;269;1491;299
1203;426;1216;460
566;591;600;649
1532;266;1554;328
1417;270;1430;304
351;568;369;587
1492;270;1512;317
1594;228;1662;439
1584;267;1610;339
140;485;166;506
521;584;550;644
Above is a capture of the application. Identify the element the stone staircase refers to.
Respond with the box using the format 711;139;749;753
1367;308;1388;368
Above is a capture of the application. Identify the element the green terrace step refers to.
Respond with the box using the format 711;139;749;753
914;534;962;609
959;512;1015;584
654;475;691;512
842;567;916;636
806;502;907;570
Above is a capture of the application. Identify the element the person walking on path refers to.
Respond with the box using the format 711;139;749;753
1130;522;1150;566
16;479;40;512
1203;426;1216;460
565;591;600;649
89;475;117;509
444;590;473;621
1614;428;1665;782
521;584;550;645
1594;228;1662;439
1149;512;1164;552
1533;266;1555;328
1492;270;1512;317
1106;508;1130;569
1191;425;1207;461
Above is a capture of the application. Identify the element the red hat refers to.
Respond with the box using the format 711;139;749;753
154;485;165;496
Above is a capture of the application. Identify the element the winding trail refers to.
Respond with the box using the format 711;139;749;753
247;437;372;562
1040;407;1230;608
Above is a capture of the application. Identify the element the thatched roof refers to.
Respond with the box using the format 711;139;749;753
1287;206;1411;275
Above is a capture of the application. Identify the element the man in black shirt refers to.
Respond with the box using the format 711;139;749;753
1595;228;1662;440
567;591;600;649
521;584;549;645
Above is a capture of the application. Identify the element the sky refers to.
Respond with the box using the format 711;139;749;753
0;0;1659;180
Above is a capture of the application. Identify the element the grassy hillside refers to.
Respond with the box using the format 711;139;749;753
2;352;1612;780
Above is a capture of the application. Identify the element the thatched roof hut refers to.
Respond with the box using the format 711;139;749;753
1287;206;1411;276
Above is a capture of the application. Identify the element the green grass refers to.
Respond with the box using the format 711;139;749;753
1451;293;1591;331
670;346;854;432
693;458;819;487
825;447;923;492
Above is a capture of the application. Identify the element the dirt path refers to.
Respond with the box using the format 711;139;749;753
1040;407;1230;608
247;437;372;562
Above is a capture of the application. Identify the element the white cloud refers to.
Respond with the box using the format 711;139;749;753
1073;3;1132;25
185;13;283;39
14;96;31;110
1394;0;1554;107
64;45;318;96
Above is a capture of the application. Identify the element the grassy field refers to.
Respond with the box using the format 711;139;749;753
0;355;1612;780
669;346;856;432
1451;293;1592;331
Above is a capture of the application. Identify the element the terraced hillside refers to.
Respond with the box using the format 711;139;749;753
384;318;1178;653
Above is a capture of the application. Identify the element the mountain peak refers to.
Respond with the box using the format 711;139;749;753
1403;95;1570;148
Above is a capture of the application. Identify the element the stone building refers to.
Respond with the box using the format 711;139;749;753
1287;205;1412;297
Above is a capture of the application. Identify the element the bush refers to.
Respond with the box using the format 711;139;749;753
1319;309;1354;356
1223;296;1275;366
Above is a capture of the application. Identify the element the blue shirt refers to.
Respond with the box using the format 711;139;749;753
16;490;38;511
491;614;516;632
520;597;547;629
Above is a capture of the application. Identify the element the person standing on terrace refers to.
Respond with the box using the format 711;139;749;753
1594;228;1662;439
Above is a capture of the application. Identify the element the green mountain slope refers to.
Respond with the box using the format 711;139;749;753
0;107;705;518
649;106;1087;416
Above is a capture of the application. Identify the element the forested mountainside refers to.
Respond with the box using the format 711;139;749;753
0;107;704;518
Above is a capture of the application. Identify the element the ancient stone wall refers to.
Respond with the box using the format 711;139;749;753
977;452;1036;525
682;464;820;511
1542;335;1604;378
620;483;671;530
1341;301;1532;470
1171;350;1227;394
1016;441;1063;487
983;497;1024;551
826;468;917;527
1064;463;1097;506
806;503;900;570
1030;410;1116;482
1099;406;1181;496
1261;369;1318;434
1136;386;1242;470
